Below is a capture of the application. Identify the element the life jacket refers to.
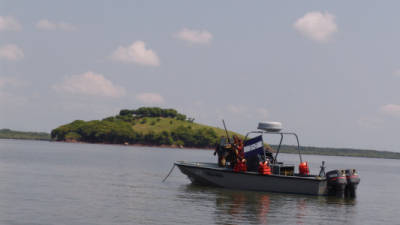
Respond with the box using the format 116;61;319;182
299;161;310;175
233;159;247;172
237;141;244;159
258;161;271;175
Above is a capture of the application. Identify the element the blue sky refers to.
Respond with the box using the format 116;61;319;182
1;1;400;151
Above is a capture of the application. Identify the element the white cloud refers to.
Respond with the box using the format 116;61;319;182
136;92;165;104
380;104;400;117
52;71;126;98
0;44;24;61
293;11;338;42
110;41;160;66
0;16;21;31
36;19;56;30
174;28;213;44
35;19;76;31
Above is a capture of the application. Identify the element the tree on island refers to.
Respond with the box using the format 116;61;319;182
118;107;186;120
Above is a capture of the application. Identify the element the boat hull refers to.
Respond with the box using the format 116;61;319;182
175;161;328;196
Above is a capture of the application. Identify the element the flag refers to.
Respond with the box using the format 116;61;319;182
244;135;264;158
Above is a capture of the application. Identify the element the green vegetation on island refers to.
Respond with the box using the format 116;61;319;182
51;107;241;148
0;128;50;140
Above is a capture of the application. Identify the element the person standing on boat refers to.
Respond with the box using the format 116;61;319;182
233;135;247;172
214;136;235;167
233;135;245;160
214;136;227;167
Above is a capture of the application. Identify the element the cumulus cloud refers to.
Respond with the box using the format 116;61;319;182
52;71;126;98
380;104;400;117
136;92;165;104
36;19;56;30
35;19;76;31
110;41;160;66
0;16;21;31
174;28;213;44
293;11;338;42
0;44;24;61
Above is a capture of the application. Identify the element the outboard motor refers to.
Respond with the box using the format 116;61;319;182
345;169;360;198
326;170;347;197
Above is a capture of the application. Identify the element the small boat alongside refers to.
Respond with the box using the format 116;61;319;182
173;122;360;197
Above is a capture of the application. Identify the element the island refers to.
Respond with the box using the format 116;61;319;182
51;107;240;149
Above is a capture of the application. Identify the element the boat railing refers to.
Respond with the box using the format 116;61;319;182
244;130;303;164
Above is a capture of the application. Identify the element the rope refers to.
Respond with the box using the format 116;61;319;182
162;164;176;182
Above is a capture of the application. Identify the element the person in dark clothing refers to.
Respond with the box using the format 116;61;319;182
214;136;235;167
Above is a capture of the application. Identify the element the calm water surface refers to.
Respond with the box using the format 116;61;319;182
0;139;399;225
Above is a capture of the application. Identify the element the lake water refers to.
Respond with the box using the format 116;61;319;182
0;139;399;225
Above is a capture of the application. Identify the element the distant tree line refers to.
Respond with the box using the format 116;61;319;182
119;107;188;121
0;129;50;140
271;145;400;160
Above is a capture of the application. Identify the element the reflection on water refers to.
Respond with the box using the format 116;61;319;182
323;196;357;205
179;184;357;225
296;198;306;225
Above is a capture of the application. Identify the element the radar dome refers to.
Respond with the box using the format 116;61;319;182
257;122;282;132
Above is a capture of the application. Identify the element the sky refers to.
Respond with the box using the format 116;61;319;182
1;1;400;151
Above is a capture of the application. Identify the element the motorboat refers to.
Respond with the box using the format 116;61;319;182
173;122;360;197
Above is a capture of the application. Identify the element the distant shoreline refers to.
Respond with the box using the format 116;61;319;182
0;128;50;141
57;139;400;160
2;137;399;160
